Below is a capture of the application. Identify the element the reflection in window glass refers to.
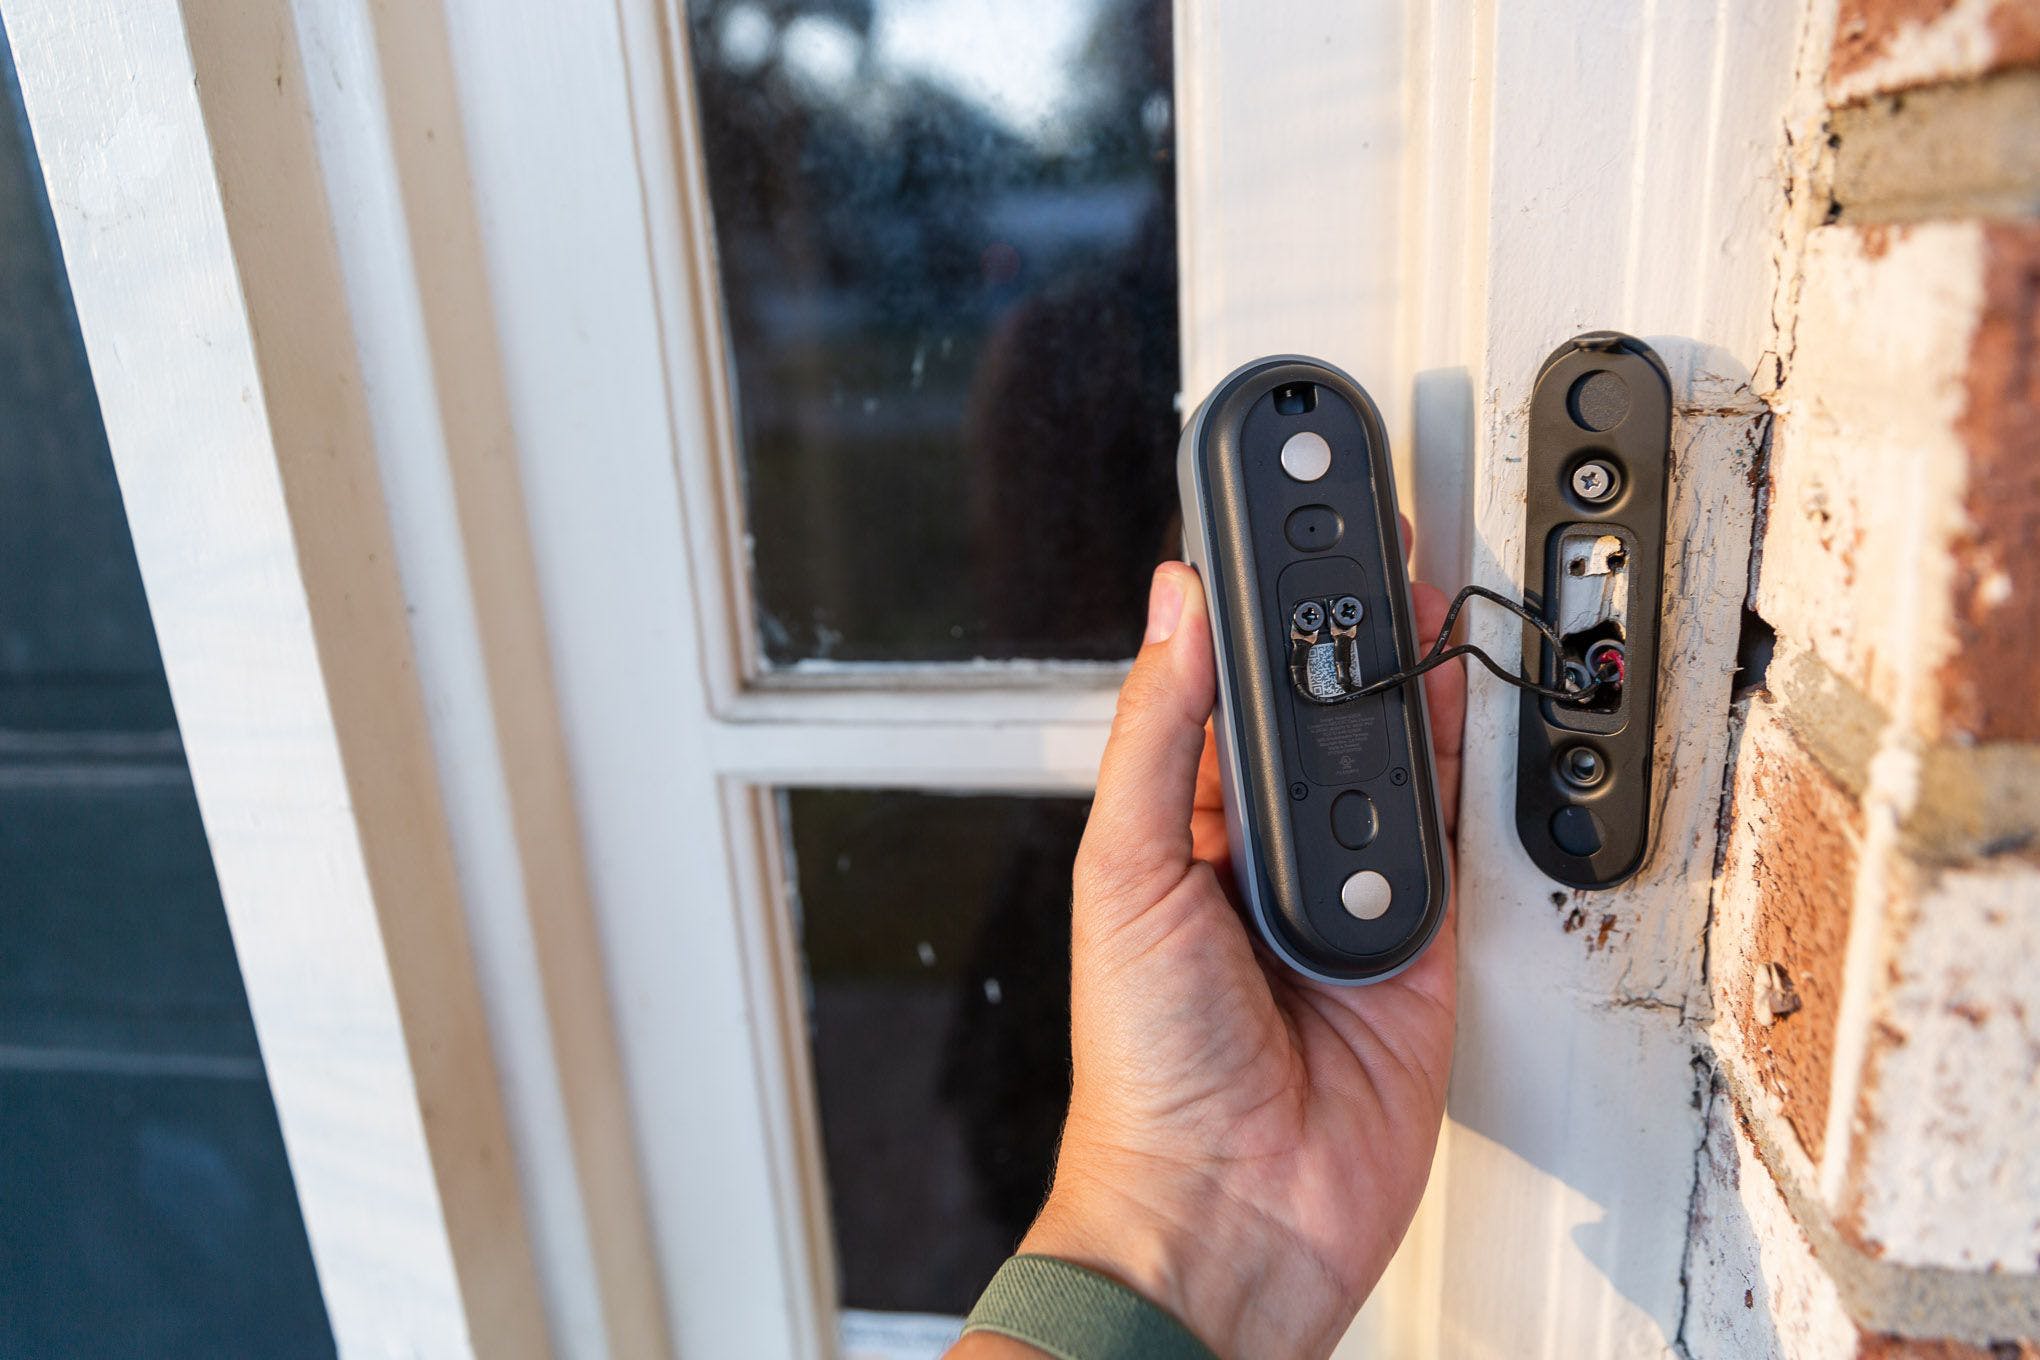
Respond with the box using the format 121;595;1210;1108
686;0;1180;665
783;789;1082;1316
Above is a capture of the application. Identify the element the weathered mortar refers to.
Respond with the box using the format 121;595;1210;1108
1830;70;2040;222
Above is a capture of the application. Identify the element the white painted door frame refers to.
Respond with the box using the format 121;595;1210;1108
10;0;1803;1354
1418;2;1799;1353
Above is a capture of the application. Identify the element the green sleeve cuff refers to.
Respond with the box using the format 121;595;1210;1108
962;1254;1220;1360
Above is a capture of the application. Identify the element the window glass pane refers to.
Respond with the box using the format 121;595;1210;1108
687;0;1180;665
783;788;1083;1317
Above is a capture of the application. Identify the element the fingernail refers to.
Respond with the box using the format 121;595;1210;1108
1145;567;1184;645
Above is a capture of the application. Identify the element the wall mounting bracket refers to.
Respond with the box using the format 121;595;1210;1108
1515;331;1670;889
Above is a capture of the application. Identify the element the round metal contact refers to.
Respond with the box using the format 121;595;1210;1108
1292;600;1326;632
1330;595;1364;628
1280;430;1333;482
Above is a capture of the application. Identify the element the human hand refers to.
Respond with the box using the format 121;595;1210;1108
952;540;1465;1360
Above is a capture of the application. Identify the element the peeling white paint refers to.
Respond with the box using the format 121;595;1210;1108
1683;1083;1863;1360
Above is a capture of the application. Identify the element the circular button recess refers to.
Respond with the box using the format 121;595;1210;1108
1331;790;1378;849
1284;504;1342;552
1280;430;1332;482
1340;870;1393;921
1550;805;1606;857
1567;369;1631;432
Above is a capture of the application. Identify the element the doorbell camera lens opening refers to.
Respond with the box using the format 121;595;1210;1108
1273;382;1317;416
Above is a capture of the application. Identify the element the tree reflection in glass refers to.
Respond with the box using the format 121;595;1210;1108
686;0;1179;665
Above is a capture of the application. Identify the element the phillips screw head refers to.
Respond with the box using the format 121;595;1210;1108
1571;460;1620;503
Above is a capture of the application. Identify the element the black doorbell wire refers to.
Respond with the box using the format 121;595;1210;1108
1294;583;1615;707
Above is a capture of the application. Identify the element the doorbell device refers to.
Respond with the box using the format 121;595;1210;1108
1513;331;1670;889
1177;357;1448;984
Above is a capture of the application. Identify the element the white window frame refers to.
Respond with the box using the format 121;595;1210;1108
10;0;1804;1354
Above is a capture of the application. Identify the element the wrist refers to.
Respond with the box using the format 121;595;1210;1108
1018;1150;1355;1360
1019;1180;1231;1355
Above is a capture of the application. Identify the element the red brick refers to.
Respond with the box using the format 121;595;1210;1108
1834;859;2040;1271
1941;222;2040;742
1755;224;1980;736
1995;4;2040;70
1831;0;2040;101
1857;1336;2040;1359
1715;703;1864;1164
1833;0;1962;85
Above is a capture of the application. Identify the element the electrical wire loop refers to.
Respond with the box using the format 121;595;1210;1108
1298;584;1608;706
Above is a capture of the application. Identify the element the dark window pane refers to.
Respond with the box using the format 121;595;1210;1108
687;0;1180;665
0;1071;333;1358
784;789;1082;1315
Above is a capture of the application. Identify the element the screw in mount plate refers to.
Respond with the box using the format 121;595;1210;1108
1571;459;1620;503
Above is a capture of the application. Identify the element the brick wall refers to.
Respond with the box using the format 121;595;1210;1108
1685;1;2040;1355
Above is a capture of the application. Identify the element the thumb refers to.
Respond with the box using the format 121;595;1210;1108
1073;562;1218;922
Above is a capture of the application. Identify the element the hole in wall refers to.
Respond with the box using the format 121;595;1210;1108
1733;608;1777;701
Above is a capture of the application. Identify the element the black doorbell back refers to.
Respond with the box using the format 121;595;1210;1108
1177;357;1449;985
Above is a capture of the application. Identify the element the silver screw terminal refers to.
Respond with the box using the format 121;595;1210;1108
1330;596;1364;628
1292;600;1326;632
1571;459;1620;503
